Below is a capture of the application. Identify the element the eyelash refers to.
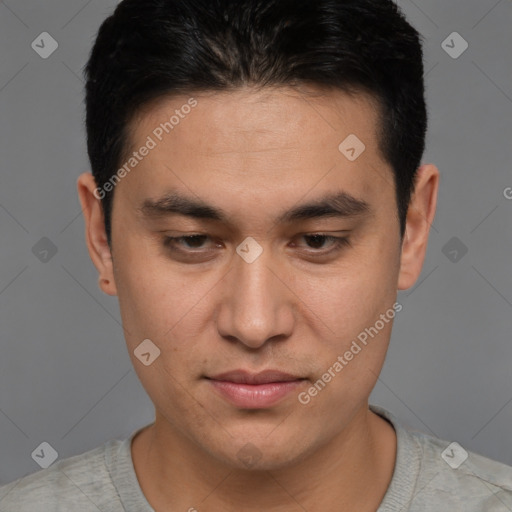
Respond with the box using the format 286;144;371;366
162;233;351;258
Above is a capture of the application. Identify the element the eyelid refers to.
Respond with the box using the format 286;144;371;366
162;234;216;250
295;234;351;254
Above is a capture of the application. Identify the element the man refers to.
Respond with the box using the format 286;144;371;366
1;0;511;510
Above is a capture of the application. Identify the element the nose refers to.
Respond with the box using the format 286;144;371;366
216;246;295;349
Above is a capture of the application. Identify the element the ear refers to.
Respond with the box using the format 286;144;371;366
398;164;440;290
77;172;118;296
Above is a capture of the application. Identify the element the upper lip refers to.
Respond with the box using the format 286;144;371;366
207;370;304;384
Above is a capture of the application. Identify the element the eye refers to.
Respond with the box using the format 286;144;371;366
301;234;346;250
163;234;214;251
294;234;351;254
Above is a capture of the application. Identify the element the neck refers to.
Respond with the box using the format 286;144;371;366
131;404;396;512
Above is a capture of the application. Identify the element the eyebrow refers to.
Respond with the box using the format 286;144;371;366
138;190;372;225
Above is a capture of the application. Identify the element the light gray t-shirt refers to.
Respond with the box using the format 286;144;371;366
1;404;512;511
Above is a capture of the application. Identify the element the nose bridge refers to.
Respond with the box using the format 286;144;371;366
236;248;274;310
218;244;293;347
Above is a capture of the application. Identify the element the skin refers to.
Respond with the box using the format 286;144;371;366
77;85;439;511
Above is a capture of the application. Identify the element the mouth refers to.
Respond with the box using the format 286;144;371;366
205;369;307;409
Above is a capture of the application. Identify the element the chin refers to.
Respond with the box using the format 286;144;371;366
213;435;317;472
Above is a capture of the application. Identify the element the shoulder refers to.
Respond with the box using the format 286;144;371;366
411;428;512;509
371;404;512;511
0;440;123;512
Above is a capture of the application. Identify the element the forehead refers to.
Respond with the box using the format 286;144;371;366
120;85;392;219
131;85;382;154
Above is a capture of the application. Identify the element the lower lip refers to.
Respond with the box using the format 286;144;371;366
207;379;306;409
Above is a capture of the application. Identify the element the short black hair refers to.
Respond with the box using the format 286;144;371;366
84;0;427;246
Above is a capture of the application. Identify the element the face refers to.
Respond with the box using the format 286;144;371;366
79;85;436;471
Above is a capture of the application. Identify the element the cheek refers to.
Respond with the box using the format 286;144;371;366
115;261;210;403
293;242;399;341
114;248;219;356
289;237;400;406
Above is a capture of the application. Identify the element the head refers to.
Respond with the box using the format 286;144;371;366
78;0;438;470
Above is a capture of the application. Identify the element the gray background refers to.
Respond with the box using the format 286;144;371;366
0;0;511;486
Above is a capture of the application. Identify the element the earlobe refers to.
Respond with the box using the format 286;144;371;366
397;164;439;291
99;277;116;296
77;172;118;296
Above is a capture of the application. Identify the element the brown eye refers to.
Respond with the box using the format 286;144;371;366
163;234;210;250
296;234;351;253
